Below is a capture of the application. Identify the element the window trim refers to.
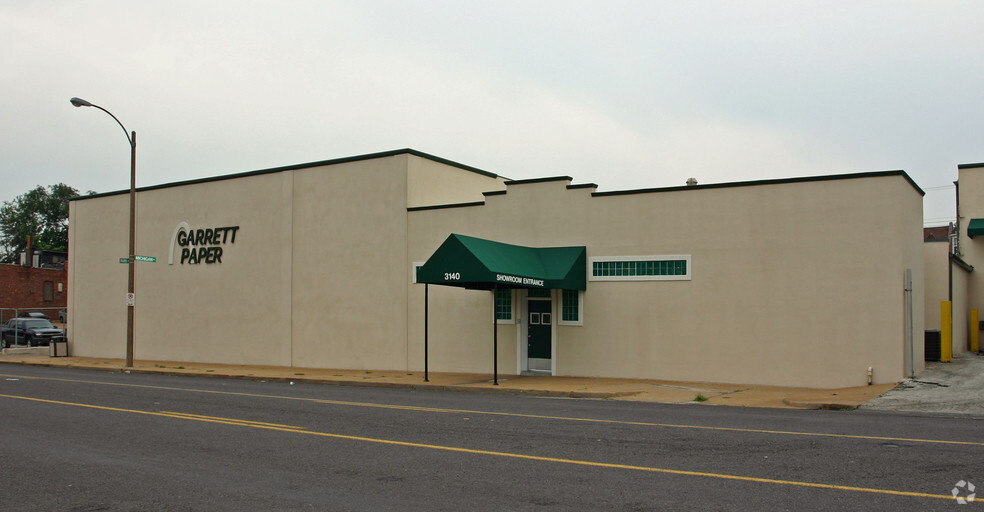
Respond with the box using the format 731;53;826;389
588;255;691;281
558;289;583;326
496;287;515;324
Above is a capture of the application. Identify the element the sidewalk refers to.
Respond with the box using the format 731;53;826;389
861;352;984;416
0;349;896;410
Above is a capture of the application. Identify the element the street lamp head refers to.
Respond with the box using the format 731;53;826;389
68;96;134;146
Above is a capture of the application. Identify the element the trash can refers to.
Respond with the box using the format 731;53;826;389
924;330;941;362
49;336;68;357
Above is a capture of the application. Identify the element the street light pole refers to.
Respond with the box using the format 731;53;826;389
70;97;136;367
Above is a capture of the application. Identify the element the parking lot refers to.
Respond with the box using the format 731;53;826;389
0;309;66;348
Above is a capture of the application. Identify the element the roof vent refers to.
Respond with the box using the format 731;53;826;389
686;178;698;186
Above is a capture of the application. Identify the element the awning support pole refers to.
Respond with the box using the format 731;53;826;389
424;284;429;382
493;285;499;385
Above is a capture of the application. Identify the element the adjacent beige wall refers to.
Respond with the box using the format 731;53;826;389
290;155;410;370
68;171;294;365
924;241;948;331
406;155;506;208
408;284;518;374
956;164;984;351
958;166;984;309
952;265;970;353
408;175;924;388
67;197;130;356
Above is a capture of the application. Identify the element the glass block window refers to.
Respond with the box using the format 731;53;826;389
592;260;686;277
495;288;512;321
561;290;579;323
589;255;691;281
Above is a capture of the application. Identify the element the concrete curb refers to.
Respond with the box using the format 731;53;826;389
0;360;633;400
0;357;903;409
0;347;49;356
781;399;859;410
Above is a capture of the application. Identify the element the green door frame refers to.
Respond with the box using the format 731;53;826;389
525;293;553;373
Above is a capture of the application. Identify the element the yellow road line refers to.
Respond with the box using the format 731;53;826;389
161;411;305;430
2;372;982;447
0;392;969;503
305;399;984;448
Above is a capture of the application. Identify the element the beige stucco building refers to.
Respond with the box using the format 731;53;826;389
67;149;926;388
920;162;984;359
927;163;984;357
923;225;972;356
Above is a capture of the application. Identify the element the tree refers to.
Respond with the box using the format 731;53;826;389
0;184;87;263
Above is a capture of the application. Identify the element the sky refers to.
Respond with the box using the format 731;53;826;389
2;1;981;226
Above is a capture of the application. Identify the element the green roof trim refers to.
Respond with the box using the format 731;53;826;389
958;163;984;170
407;201;485;212
417;234;586;291
567;183;598;190
72;148;500;201
592;170;924;198
968;219;984;239
504;176;573;186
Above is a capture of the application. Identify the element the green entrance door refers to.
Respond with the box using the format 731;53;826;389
528;299;552;371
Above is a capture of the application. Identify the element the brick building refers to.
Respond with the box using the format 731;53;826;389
0;264;68;321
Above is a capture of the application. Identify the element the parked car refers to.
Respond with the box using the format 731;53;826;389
18;311;48;319
58;309;67;323
1;318;65;348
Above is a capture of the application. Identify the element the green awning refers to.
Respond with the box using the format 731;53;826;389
969;219;984;239
417;234;586;290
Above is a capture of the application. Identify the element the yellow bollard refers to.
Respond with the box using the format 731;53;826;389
941;301;952;362
972;309;980;353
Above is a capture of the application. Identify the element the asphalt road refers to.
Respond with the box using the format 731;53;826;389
1;366;982;511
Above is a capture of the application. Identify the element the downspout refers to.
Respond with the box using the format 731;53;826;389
954;180;961;257
948;181;959;362
907;269;914;378
949;250;953;302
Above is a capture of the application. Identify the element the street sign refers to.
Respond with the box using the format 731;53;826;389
125;293;135;307
120;256;156;263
